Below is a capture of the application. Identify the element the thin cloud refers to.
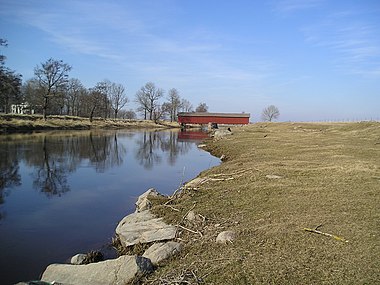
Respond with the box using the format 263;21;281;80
301;10;380;77
274;0;325;13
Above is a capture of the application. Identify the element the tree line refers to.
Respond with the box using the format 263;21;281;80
1;40;208;121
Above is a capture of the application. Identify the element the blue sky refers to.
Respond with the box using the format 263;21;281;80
0;0;379;121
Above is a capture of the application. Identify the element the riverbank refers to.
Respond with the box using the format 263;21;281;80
145;122;380;284
0;114;179;133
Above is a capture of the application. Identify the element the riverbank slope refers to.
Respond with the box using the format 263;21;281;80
147;122;380;284
0;114;178;133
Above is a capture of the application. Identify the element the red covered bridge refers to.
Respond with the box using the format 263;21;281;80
177;112;250;126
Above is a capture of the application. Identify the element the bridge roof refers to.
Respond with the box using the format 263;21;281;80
178;112;250;118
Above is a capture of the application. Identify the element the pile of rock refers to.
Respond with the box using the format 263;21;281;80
38;188;182;285
20;184;238;285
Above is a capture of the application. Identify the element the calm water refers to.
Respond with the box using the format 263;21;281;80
0;129;219;284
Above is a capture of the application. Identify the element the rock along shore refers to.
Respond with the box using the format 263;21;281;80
22;188;182;285
16;128;233;285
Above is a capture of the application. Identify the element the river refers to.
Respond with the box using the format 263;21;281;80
0;129;219;284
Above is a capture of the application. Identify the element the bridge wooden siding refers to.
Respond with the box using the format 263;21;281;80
177;112;250;125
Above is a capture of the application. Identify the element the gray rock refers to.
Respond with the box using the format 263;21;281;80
41;255;153;285
183;177;208;189
116;211;176;247
216;231;236;244
213;129;233;139
185;210;202;224
185;210;197;222
70;253;87;265
143;241;182;265
135;188;161;212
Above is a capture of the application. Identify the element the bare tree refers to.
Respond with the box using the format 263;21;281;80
195;102;208;112
66;78;84;116
109;82;128;119
152;104;166;123
0;39;22;113
22;79;44;113
261;105;280;122
0;69;22;113
85;85;107;122
180;99;193;112
166;88;182;121
96;80;112;118
119;109;136;119
34;58;72;119
135;82;163;120
135;90;150;119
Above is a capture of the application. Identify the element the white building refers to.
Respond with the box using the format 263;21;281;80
11;103;34;114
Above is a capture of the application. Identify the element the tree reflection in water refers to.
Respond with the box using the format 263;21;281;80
0;129;197;205
135;132;162;169
135;130;193;169
88;132;127;172
32;136;71;197
0;143;21;220
31;132;128;195
0;129;217;285
0;131;128;203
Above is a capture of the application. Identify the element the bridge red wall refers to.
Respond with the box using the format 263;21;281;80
178;116;249;125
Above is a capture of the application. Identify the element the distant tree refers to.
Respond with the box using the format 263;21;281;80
135;90;150;119
261;105;280;122
180;99;193;112
0;38;7;65
85;84;108;122
152;104;167;123
95;80;112;118
135;82;164;120
0;69;22;113
161;102;172;120
195;102;208;112
166;88;182;121
119;109;136;119
109;82;128;119
66;78;85;116
22;79;43;113
0;38;22;113
34;58;72;119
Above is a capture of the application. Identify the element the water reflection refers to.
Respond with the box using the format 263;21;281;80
135;131;193;169
0;129;218;284
0;130;201;205
135;132;162;170
31;136;71;197
87;132;127;172
0;143;21;220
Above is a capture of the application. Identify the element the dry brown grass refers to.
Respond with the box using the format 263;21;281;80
0;114;179;132
147;122;380;284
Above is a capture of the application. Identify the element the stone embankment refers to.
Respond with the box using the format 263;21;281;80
17;188;182;285
17;128;235;285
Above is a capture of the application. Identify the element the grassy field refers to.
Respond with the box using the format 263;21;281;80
0;114;178;132
147;122;380;284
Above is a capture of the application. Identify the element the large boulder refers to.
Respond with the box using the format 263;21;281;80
41;255;153;285
143;241;182;265
135;188;161;212
212;129;233;139
116;211;176;247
